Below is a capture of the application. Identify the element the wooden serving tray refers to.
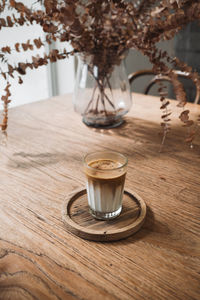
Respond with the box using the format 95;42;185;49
62;188;146;242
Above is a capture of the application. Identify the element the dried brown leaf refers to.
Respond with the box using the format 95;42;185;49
22;43;28;51
160;101;170;109
6;16;13;27
182;120;194;127
1;72;6;80
185;131;196;143
179;110;189;122
161;112;171;119
1;46;11;54
17;62;26;75
18;76;23;84
15;43;20;52
8;64;14;77
0;18;6;27
34;38;43;49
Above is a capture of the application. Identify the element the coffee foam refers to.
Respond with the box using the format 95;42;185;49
85;159;125;179
89;159;122;170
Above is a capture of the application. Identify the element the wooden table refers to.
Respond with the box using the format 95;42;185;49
0;93;199;300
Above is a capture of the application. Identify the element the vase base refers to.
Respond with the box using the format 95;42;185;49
82;117;124;129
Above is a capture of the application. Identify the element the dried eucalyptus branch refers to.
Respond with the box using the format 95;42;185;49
0;0;200;146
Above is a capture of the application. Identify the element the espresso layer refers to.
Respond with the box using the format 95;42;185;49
86;159;125;179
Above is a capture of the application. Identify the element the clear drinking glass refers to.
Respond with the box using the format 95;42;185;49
83;151;128;220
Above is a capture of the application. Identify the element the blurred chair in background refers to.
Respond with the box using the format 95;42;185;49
128;21;200;104
128;69;200;104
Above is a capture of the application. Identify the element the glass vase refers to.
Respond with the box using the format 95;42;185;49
73;57;132;128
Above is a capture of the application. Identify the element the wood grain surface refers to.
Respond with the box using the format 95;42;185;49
0;93;200;300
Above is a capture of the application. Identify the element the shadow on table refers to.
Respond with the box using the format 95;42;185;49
90;116;163;141
123;205;158;243
7;151;81;170
6;115;200;169
99;205;169;245
91;116;184;142
89;116;200;155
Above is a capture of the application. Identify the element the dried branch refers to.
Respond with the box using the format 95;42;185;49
0;0;199;145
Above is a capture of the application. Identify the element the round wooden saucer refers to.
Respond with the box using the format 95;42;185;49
62;188;146;242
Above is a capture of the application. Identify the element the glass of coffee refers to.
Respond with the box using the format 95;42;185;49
83;151;128;220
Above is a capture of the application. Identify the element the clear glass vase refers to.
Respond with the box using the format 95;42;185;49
73;56;132;128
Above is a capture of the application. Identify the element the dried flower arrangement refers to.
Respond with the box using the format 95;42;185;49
0;0;200;146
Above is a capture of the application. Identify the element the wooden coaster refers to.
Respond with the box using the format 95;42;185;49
62;188;146;242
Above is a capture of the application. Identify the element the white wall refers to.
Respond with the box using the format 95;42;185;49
0;24;50;107
0;1;75;109
49;41;75;97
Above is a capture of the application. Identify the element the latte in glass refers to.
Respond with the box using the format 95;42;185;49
83;151;127;220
